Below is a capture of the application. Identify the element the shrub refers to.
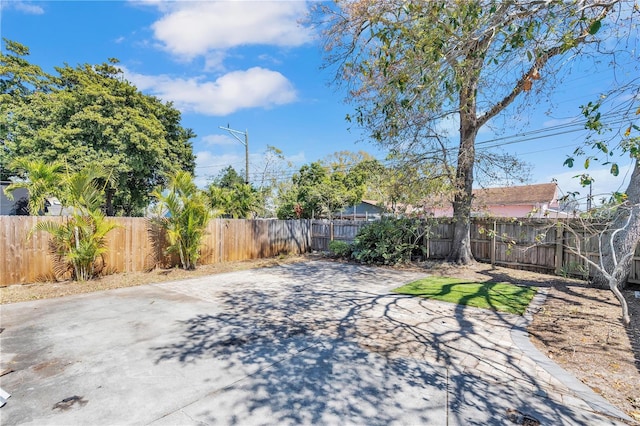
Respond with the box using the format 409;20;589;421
328;240;352;258
28;165;118;281
351;217;428;265
32;210;118;281
152;171;211;270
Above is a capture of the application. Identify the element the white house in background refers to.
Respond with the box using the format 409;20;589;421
337;200;385;220
424;183;575;218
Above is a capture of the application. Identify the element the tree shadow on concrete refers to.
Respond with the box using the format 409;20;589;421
152;261;624;425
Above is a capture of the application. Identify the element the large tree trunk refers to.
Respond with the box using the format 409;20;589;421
590;160;640;289
447;108;477;264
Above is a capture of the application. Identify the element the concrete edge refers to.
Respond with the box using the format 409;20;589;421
511;287;633;423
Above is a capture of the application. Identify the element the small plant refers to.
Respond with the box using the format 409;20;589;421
558;261;589;280
328;240;352;258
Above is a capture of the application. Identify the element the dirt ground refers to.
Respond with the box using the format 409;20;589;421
1;255;638;422
528;280;640;422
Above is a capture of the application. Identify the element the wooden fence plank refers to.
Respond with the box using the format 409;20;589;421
309;218;639;282
0;217;312;286
1;216;637;286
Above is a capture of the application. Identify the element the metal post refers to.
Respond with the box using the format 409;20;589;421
244;130;249;184
219;125;249;184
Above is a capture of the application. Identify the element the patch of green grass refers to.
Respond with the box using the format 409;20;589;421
392;276;537;315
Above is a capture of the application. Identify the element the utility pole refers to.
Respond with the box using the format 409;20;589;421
219;125;249;184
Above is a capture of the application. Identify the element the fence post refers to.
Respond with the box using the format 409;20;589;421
490;220;496;265
426;233;430;259
554;221;563;275
330;221;334;242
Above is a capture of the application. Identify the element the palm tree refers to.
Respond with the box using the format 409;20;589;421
4;159;63;215
30;209;118;280
61;164;112;214
28;165;118;281
152;171;211;270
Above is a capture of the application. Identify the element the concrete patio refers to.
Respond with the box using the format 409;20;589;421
0;261;630;425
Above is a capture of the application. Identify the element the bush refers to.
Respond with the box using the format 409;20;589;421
351;218;428;265
328;240;352;258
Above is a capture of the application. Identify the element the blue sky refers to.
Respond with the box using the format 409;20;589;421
1;0;637;207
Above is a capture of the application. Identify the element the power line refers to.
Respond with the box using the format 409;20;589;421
196;109;635;185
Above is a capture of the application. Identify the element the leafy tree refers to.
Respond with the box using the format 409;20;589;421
152;171;211;270
0;40;51;181
213;166;246;189
356;156;453;215
315;0;624;263
276;161;366;219
1;40;196;216
206;166;262;218
319;150;375;173
0;39;49;97
253;145;293;217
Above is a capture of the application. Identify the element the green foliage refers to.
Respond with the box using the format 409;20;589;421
358;155;453;213
566;97;640;178
213;166;246;188
392;277;537;315
351;217;428;265
276;161;366;219
3;158;64;215
328;240;352;258
316;1;621;263
1;41;196;215
564;90;639;235
152;171;211;270
206;166;262;218
558;261;589;280
27;165;119;281
31;209;118;281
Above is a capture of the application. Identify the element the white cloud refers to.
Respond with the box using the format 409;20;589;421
203;51;228;72
3;1;44;14
147;1;312;60
201;134;239;146
123;66;297;116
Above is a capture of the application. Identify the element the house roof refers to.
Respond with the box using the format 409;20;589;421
472;183;558;207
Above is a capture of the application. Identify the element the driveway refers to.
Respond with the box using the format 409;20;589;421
0;261;630;425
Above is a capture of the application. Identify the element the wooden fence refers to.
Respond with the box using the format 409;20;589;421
0;217;311;286
2;215;638;286
311;219;640;284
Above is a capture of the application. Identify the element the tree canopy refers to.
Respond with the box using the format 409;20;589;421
206;166;262;219
315;0;625;263
1;40;196;216
276;161;366;219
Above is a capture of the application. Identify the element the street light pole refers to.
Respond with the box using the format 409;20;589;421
219;125;249;184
